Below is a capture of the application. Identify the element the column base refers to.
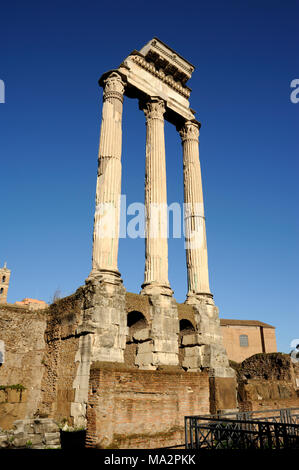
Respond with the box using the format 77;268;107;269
182;297;236;379
141;292;179;367
185;291;214;305
140;282;173;297
86;268;122;286
78;276;127;363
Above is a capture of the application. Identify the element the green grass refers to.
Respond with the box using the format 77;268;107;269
0;384;26;391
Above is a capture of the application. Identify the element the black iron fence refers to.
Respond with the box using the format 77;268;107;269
212;407;299;425
185;408;299;450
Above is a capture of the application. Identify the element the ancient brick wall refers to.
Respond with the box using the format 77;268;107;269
0;305;46;429
177;303;196;327
0;386;28;430
37;289;86;424
86;363;210;449
232;353;299;412
125;292;151;323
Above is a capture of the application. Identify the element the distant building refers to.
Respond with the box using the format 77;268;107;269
15;298;48;310
220;319;277;363
0;263;47;309
0;262;11;304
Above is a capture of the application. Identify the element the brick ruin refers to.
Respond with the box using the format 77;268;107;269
0;297;298;448
232;353;299;412
0;38;298;448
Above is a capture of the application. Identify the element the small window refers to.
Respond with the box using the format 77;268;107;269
0;288;3;295
240;334;249;347
2;276;5;283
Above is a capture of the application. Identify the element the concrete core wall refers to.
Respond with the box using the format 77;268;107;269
37;289;85;425
0;305;46;429
231;353;299;411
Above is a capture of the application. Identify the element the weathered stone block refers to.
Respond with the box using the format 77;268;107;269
182;356;201;369
7;389;21;403
25;433;43;445
183;345;201;357
44;432;60;445
135;352;154;366
0;390;7;403
13;419;33;434
133;328;150;342
137;342;153;354
153;339;178;353
154;352;178;366
33;418;59;434
182;334;200;346
0;435;9;448
13;436;28;447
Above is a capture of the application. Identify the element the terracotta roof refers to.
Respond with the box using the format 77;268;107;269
220;319;275;329
22;298;47;304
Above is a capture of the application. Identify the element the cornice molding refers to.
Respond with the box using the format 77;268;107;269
130;55;191;100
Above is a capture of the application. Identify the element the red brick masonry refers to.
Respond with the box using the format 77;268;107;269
86;363;210;449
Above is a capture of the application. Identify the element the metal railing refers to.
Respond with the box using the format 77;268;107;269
212;407;299;425
185;408;299;450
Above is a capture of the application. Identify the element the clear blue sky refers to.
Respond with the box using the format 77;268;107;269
0;0;298;353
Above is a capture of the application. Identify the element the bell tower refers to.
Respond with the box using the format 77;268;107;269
0;262;11;304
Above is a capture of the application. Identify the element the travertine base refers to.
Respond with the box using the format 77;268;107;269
71;334;92;427
150;294;179;366
71;279;127;425
135;294;179;368
182;296;235;378
76;279;127;365
141;98;172;297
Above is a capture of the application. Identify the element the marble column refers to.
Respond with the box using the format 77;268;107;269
141;97;172;296
89;72;125;283
179;120;212;303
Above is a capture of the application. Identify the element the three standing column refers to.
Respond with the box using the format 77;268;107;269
90;72;125;283
141;97;172;296
179;121;212;302
90;76;211;302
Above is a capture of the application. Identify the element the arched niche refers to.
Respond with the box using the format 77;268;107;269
178;319;196;367
124;311;149;367
179;319;195;335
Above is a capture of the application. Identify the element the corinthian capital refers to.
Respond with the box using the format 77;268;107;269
179;121;200;143
143;97;165;121
103;72;125;102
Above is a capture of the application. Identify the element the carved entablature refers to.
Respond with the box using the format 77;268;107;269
129;54;191;100
99;38;197;125
139;37;194;85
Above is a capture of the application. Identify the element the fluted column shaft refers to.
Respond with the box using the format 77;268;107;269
180;121;212;301
90;72;125;281
141;98;172;296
